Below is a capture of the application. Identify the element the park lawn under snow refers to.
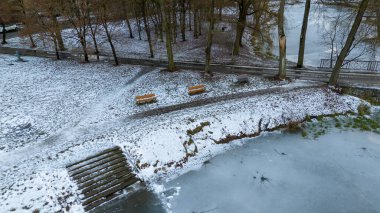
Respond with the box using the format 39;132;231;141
0;55;364;213
0;54;142;152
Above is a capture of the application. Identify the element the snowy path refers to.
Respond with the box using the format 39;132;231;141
129;84;323;119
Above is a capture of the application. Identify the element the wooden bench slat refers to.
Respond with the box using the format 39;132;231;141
188;85;206;95
135;93;157;104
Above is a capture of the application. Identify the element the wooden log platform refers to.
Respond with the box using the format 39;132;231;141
66;147;140;212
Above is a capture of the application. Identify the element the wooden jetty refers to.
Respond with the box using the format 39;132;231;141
66;146;140;211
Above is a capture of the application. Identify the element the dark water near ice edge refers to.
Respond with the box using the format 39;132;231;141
90;183;166;213
94;112;380;213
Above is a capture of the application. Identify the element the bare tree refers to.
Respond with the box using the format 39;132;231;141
14;0;37;48
205;0;216;76
233;0;251;56
329;0;369;85
94;0;120;65
122;0;134;39
192;1;201;39
141;0;154;58
63;0;91;62
163;0;175;71
296;0;311;68
278;0;287;79
0;0;17;45
180;0;186;41
377;1;380;40
87;7;100;61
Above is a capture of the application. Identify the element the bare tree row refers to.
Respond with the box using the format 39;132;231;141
0;0;378;85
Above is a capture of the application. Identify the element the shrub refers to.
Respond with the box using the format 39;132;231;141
357;103;371;116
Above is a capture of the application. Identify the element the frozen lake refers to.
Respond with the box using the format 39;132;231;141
97;112;380;213
164;120;380;212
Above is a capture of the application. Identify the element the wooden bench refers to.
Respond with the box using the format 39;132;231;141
188;85;206;95
136;94;157;104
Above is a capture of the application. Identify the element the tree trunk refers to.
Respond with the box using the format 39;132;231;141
233;1;249;56
193;8;198;38
278;0;286;79
158;2;164;42
329;0;369;86
80;35;89;62
93;36;100;60
164;1;175;71
52;34;60;60
172;1;177;43
123;2;134;39
52;16;65;51
253;1;263;33
296;0;311;68
219;7;222;21
125;17;134;38
125;18;134;38
134;5;142;40
89;24;100;61
19;1;36;48
205;0;216;76
188;3;192;31
1;23;7;44
29;35;36;48
93;36;100;61
180;0;186;41
104;24;118;66
142;0;154;58
377;3;380;40
198;9;202;36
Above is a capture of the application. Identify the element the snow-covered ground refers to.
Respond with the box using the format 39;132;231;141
3;17;279;67
0;54;365;212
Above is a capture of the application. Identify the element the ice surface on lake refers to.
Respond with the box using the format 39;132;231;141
164;129;380;213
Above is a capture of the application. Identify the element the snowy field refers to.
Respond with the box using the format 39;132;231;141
0;54;365;212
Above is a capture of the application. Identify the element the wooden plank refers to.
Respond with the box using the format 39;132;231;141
77;166;128;190
72;157;129;180
83;177;139;206
70;154;124;177
68;149;122;172
66;147;121;168
81;170;135;194
82;173;137;198
75;162;130;184
83;192;120;212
